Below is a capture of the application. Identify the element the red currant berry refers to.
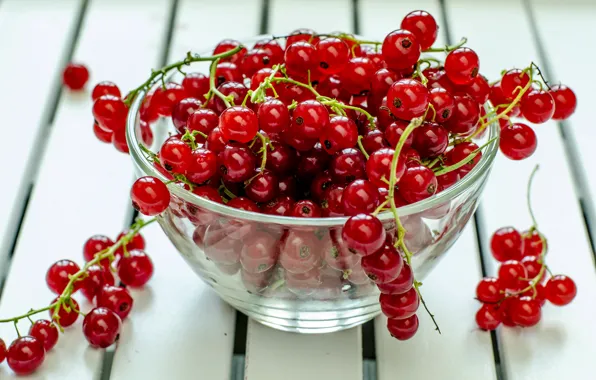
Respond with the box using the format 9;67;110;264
510;296;541;327
321;185;345;216
445;94;480;135
521;255;545;283
97;285;134;320
171;98;202;132
111;129;129;154
217;144;256;183
159;136;192;174
460;75;490;104
387;79;429;120
318;75;351;103
80;264;115;301
361;243;403;284
398;165;437;203
476;277;503;304
365;148;405;189
118;250;154;287
341;180;380;216
266;142;297;174
130;176;170;216
280;230;322;274
263;196;294;216
152;82;187;117
187;109;218;141
371;68;400;97
215;61;243;85
549;84;577;120
284;41;317;76
245;171;279;203
293;100;329;139
444;141;481;176
220;106;259;143
49;297;79;327
186;148;217;184
211;81;248;115
29;320;59;352
387;314;419;340
7;336;45;375
140;120;154;146
330;148;366;184
46;259;80;295
521;229;545;257
501;69;530;100
316;37;349;75
444;47;479;85
117;230;145;252
83;235;114;267
254;39;284;64
213;39;247;64
380;287;420;319
258;98;290;134
0;338;6;363
93;121;113;143
182;72;210;100
92;95;127;133
490;227;522;262
291;200;322;218
63;63;89;90
499;123;537;160
475;304;501;330
341;57;376;95
427;87;454;123
287;28;319;46
520;90;555;124
240;231;279;274
83;307;122;348
362;46;385;69
385;120;413;149
377;263;413;294
489;82;521;117
412;122;448;158
545;275;576;306
382;29;421;71
240;49;274;78
400;10;438;50
227;197;260;213
320;115;358;154
362;129;389;154
498;260;528;290
342;214;386;256
92;81;121;101
436;170;460;192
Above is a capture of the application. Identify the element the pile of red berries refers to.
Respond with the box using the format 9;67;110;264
84;7;580;343
0;221;154;375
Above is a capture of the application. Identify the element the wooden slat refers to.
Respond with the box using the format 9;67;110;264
0;0;172;378
244;1;364;380
359;1;497;379
0;0;83;280
445;1;596;379
108;0;262;378
530;0;596;244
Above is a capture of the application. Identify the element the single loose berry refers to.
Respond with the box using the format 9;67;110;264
444;47;479;85
293;100;329;139
118;250;154;287
545;275;576;306
342;214;386;256
330;148;366;184
341;57;377;95
63;63;89;90
29;320;59;352
7;336;45;375
182;72;210;99
187;109;219;141
499;123;537;160
220;106;259;143
97;285;134;320
284;41;318;76
258;98;290;134
46;260;81;295
549;84;577;120
245;171;279;203
187;148;217;184
412;122;448;158
130;176;170;216
83;307;122;348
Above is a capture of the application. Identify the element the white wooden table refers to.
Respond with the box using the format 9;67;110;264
0;0;594;378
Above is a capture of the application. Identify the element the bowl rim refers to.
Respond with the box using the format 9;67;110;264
126;34;499;227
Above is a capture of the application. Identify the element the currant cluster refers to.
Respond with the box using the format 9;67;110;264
475;168;576;330
0;219;155;375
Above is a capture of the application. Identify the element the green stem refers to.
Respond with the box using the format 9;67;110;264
209;58;232;108
356;136;370;159
423;37;468;53
433;136;498;176
124;46;243;106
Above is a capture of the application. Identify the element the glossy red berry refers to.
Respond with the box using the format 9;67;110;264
521;255;545;283
187;148;217;184
111;129;129;154
316;37;350;75
361;129;388;154
7;336;45;375
83;307;122;348
83;235;114;267
498;260;528;290
284;41;318;76
266;143;297;175
246;170;279;203
510;296;541;327
97;285;134;320
361;244;403;284
290;200;322;218
330;148;366;184
387;79;429;120
92;95;127;133
385;120;413;149
93;121;113;143
240;49;274;78
182;72;210;99
240;231;279;274
215;61;243;85
293;100;329;139
171;98;202;132
342;214;386;256
29;320;59;352
254;39;284;64
220;106;259;143
79;264;115;302
210;81;248;114
321;185;345;216
549;85;577;120
499;123;537;160
159;136;193;174
341;57;376;95
258;98;290;133
118;250;154;287
461;75;490;104
475;304;501;330
131;176;170;216
476;277;503;304
318;75;351;103
521;229;545;257
398;165;438;204
400;10;438;50
186;109;219;141
92;81;121;101
445;94;480;136
444;47;479;85
263;196;295;216
63;63;89;90
320;115;358;154
49;297;79;327
545;275;576;306
382;29;421;71
0;338;6;363
341;179;380;216
287;28;319;46
380;287;419;319
46;259;81;295
213;39;247;64
387;314;419;340
365;148;405;189
427;87;454;123
501;69;530;100
377;263;413;294
280;230;322;274
444;141;481;176
371;68;400;97
490;227;522;262
520;90;555;124
412;122;448;158
217;144;256;183
152;82;187;117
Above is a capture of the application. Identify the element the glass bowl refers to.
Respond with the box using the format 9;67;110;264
126;36;499;333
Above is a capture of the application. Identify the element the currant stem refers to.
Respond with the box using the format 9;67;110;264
124;46;243;106
433;136;498;176
423;37;468;53
209;58;232;108
356;136;370;159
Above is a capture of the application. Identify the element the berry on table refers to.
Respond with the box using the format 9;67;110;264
96;285;134;320
63;63;89;90
29;320;59;352
7;336;45;375
545;275;577;306
118;250;154;287
83;307;122;348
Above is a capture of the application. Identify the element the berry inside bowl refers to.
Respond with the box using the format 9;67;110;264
126;34;499;333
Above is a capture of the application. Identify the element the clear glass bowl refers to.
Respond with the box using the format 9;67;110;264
126;36;499;333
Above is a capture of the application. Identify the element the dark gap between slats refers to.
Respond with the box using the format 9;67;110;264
0;0;90;296
439;1;506;380
101;1;181;380
231;1;271;377
522;0;596;262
